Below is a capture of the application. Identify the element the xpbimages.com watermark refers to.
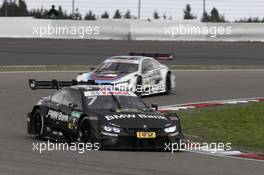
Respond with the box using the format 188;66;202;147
33;24;100;38
164;24;232;38
164;140;232;153
32;139;232;154
32;140;100;154
97;84;166;95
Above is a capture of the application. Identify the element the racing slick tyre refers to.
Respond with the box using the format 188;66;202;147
32;109;44;139
164;72;172;95
78;117;102;149
78;117;93;143
135;76;142;97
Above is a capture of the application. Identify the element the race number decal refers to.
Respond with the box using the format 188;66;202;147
87;96;97;105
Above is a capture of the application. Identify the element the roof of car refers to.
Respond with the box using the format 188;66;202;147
107;56;154;62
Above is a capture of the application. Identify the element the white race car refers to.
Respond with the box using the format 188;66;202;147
76;53;175;96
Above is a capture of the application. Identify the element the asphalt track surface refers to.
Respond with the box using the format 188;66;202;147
0;71;263;175
0;38;264;66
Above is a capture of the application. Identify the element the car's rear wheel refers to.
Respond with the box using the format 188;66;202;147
32;109;44;139
165;73;171;95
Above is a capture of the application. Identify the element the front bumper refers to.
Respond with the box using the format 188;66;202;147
99;129;181;150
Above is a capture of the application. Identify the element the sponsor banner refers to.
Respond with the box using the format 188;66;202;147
105;114;167;121
47;110;69;122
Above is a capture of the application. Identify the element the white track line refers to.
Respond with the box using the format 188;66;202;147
1;69;264;74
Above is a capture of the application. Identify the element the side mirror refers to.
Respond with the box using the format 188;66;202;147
90;67;95;71
69;103;78;109
151;103;158;111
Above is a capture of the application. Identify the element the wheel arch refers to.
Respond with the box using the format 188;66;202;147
77;114;90;130
77;115;100;143
28;105;41;134
28;105;48;135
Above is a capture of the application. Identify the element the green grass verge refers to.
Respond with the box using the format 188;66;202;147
176;102;264;152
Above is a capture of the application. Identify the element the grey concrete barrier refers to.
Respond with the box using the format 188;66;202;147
0;17;130;40
130;20;207;41
0;17;264;41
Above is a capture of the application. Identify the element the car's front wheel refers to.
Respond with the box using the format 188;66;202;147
78;118;102;149
78;117;93;143
32;109;44;139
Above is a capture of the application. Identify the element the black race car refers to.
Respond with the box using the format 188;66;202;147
27;79;183;149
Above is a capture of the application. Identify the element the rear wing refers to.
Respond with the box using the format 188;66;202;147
129;52;175;60
28;79;97;90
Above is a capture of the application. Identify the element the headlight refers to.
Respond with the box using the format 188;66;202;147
103;125;121;133
164;125;176;133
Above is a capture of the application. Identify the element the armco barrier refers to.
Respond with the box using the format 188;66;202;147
0;17;264;41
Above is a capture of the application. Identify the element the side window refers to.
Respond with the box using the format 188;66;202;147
151;60;161;69
51;90;65;104
142;60;154;73
62;89;82;110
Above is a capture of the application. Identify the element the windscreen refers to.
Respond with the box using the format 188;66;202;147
95;62;138;73
85;91;148;111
